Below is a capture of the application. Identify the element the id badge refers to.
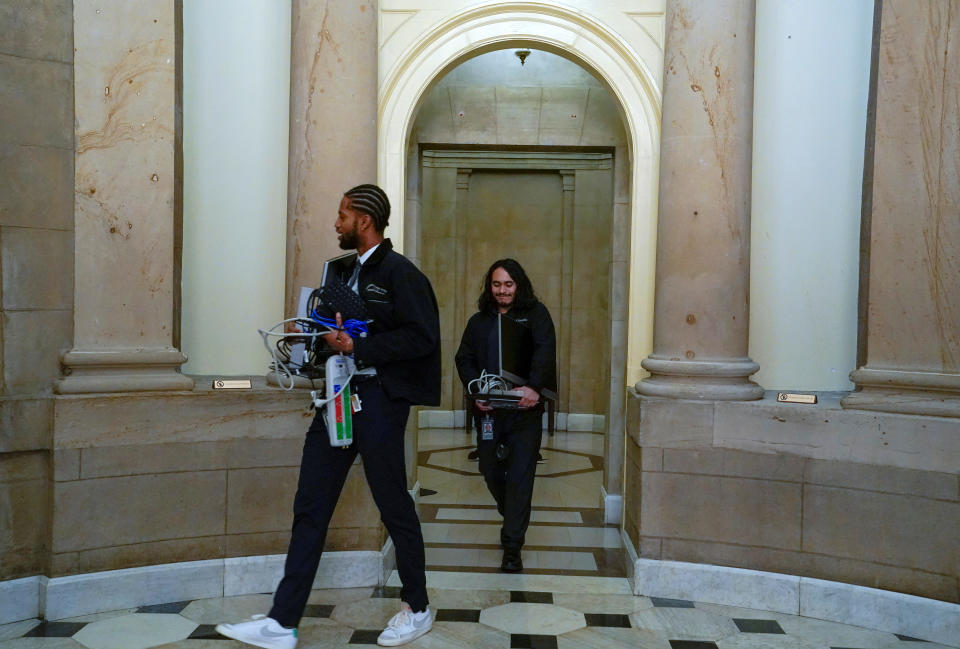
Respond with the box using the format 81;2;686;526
480;414;494;441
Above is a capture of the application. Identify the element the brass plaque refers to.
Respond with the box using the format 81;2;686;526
212;379;252;389
777;392;817;404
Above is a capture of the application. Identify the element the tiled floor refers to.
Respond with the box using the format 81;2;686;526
2;428;956;648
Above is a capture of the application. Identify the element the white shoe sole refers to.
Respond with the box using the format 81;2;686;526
214;623;296;649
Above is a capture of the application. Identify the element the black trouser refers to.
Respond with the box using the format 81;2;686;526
476;407;543;551
269;378;428;627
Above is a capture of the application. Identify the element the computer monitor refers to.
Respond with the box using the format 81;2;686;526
321;252;357;288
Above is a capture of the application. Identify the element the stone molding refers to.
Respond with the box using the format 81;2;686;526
422;149;612;170
843;368;960;417
638;357;763;400
56;348;194;394
634;558;960;647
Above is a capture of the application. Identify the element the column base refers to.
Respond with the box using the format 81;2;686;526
637;356;763;401
842;368;960;417
56;348;194;394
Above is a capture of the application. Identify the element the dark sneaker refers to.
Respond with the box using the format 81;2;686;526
501;548;523;573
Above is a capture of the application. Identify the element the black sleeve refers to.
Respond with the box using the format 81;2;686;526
455;316;483;392
525;303;557;394
353;263;440;366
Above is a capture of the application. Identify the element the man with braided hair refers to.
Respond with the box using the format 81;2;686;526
217;185;440;648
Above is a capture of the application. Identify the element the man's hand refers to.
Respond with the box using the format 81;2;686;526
517;385;540;409
322;312;354;353
475;399;493;412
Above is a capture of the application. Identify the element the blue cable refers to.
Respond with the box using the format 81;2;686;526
310;310;369;337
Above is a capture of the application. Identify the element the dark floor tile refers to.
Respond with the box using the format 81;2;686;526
733;618;785;634
419;487;438;497
511;590;553;604
303;604;335;618
511;633;558;649
669;641;719;649
370;586;402;599
349;629;383;644
189;624;226;639
585;613;631;628
652;597;695;608
435;608;481;623
895;634;929;642
24;622;87;638
137;600;192;614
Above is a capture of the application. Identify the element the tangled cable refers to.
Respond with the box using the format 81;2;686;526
467;370;511;396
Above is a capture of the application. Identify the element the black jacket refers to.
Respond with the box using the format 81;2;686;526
455;301;557;396
346;239;441;406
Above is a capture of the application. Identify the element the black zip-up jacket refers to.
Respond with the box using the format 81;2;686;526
346;239;441;406
455;301;557;396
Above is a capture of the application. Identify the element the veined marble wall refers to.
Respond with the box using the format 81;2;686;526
844;0;960;417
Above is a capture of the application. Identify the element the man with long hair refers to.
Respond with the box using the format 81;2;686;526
455;258;557;573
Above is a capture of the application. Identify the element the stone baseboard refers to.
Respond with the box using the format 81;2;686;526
634;558;960;646
601;486;622;525
0;550;387;624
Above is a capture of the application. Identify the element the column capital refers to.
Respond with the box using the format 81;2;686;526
456;168;472;189
559;169;576;192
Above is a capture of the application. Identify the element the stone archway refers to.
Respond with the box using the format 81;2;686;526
378;2;662;520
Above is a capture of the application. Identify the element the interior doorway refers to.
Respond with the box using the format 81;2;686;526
401;48;628;574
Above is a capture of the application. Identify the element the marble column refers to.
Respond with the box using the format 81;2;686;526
636;0;763;401
57;0;192;393
285;0;378;316
843;0;960;417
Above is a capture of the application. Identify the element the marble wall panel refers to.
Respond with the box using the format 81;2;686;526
0;0;73;62
865;0;960;373
662;447;805;483
51;536;227;578
72;0;176;347
285;0;377;316
0;54;72;149
52;387;309;449
803;459;958;501
0;451;50;579
0;145;73;229
2;310;72;395
1;228;73;310
640;472;802;551
226;467;298;535
52;471;227;553
0;397;52;452
803;485;959;576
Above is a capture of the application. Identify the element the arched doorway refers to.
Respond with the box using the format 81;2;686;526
378;3;662;524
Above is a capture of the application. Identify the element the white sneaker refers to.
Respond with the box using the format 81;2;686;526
377;603;433;646
215;614;297;649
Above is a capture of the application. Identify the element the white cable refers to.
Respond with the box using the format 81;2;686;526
467;369;510;395
257;317;334;391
